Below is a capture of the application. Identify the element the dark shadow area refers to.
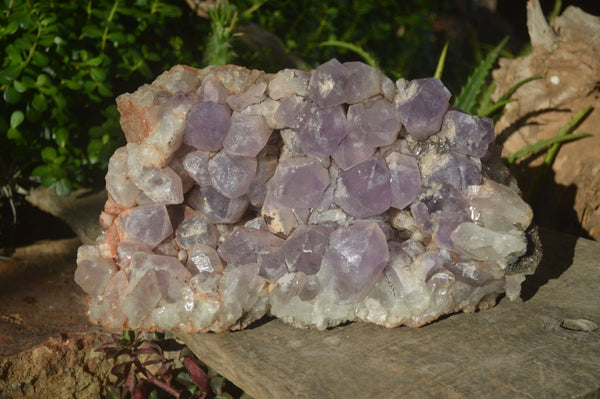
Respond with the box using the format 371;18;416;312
511;159;587;300
521;226;579;301
240;314;277;331
0;199;75;253
496;107;570;146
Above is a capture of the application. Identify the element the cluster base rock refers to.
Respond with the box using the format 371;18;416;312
75;60;542;332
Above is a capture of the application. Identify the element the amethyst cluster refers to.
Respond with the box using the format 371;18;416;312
75;60;541;332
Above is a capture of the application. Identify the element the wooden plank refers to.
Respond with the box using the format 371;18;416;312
179;229;600;398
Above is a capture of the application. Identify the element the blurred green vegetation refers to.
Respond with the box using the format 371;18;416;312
0;0;209;204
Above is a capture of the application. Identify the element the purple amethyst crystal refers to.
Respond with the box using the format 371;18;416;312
184;101;232;151
188;186;249;224
347;99;401;147
208;151;256;199
394;78;451;141
77;61;541;333
385;152;421;210
334;156;392;218
308;58;349;108
217;227;284;265
295;103;348;157
116;204;173;248
269;157;329;208
439;110;495;158
319;221;389;302
223;113;271;157
183;150;211;187
282;225;334;275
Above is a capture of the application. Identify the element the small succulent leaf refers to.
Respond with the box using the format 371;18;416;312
105;385;121;399
184;356;209;393
10;110;25;128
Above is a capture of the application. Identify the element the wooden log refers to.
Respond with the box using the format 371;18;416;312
179;228;600;398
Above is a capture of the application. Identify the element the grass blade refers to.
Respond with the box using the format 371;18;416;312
495;75;542;105
476;81;496;116
543;106;593;167
318;40;379;69
434;40;449;80
526;105;593;201
506;132;591;164
453;36;509;114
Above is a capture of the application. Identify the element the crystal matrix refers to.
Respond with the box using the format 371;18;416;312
76;61;541;332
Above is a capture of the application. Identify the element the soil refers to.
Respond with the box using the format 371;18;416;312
0;238;115;398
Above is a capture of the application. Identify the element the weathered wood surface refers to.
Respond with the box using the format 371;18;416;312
179;228;600;398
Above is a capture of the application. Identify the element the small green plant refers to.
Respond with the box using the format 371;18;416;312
522;106;593;201
97;330;250;399
0;0;207;210
451;36;544;121
204;1;238;66
442;35;593;201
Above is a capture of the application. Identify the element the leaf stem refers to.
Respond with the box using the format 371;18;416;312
101;0;120;52
21;24;42;69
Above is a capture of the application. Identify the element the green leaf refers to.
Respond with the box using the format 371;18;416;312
82;24;103;38
39;84;58;96
96;82;113;97
453;36;509;114
6;44;22;64
4;21;19;35
21;75;36;89
36;74;49;87
55;128;69;147
13;80;28;93
32;165;58;187
107;32;127;46
211;376;225;395
0;65;22;84
87;56;104;67
7;127;25;143
26;105;42;123
543;106;593;167
32;51;50;67
478;98;516;117
54;177;72;196
41;146;58;162
148;390;159;399
63;79;82;90
476;81;496;116
105;386;120;399
3;86;22;104
490;75;542;110
90;67;106;82
10;110;25;128
506;133;591;164
32;93;48;112
434;40;449;80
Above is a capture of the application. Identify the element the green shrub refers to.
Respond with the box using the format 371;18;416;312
0;0;208;202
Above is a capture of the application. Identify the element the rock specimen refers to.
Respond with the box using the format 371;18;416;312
75;60;542;332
